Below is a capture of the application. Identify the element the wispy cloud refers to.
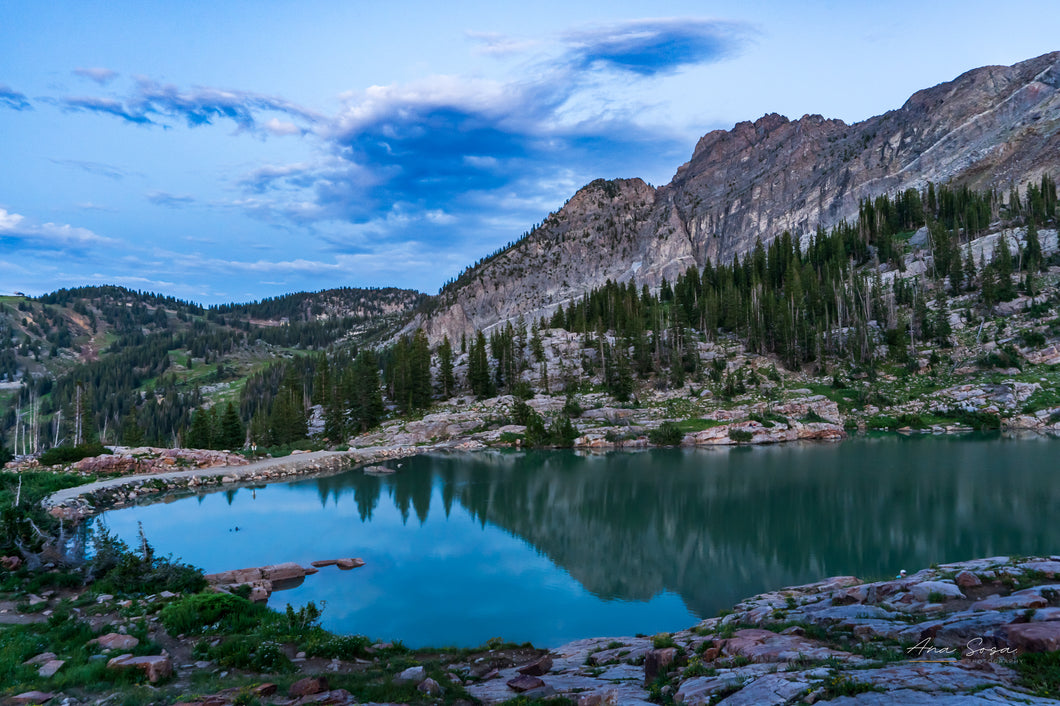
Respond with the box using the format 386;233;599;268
146;190;195;208
50;158;134;181
62;95;155;124
130;78;322;130
0;207;116;250
465;30;539;57
0;84;32;111
561;18;751;76
73;67;118;85
75;202;116;212
61;78;323;133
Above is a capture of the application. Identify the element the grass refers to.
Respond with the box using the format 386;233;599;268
675;418;725;433
0;606;159;693
1015;650;1060;698
0;576;485;702
1022;384;1060;413
659;397;707;420
818;672;886;698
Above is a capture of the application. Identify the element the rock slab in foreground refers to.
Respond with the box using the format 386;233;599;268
105;654;173;683
466;554;1060;705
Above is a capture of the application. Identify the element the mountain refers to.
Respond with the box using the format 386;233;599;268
0;286;423;447
417;51;1060;343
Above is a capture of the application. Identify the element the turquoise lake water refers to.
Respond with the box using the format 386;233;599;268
95;434;1060;647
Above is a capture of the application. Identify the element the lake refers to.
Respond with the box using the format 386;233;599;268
94;434;1060;648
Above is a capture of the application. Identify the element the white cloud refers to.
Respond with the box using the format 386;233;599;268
332;75;523;137
74;67;118;85
0;207;116;247
264;118;302;136
0;209;25;230
425;209;456;225
465;30;540;57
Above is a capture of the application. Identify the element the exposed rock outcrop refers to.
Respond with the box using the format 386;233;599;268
418;52;1060;343
466;554;1060;705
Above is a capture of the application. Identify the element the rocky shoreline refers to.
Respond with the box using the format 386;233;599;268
7;554;1058;706
463;554;1060;704
39;446;426;524
31;391;852;524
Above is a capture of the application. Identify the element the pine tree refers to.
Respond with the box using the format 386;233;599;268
1025;219;1042;273
409;328;432;408
187;409;212;449
348;351;384;432
323;357;346;441
468;332;494;398
220;402;244;450
249;410;271;447
530;323;544;362
932;295;952;346
121;408;144;447
608;346;633;401
438;336;455;399
992;234;1016;301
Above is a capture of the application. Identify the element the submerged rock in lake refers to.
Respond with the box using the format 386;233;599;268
204;561;318;601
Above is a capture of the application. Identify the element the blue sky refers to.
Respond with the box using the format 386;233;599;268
1;0;1057;303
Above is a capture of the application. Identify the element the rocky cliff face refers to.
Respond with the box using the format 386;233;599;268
419;52;1060;342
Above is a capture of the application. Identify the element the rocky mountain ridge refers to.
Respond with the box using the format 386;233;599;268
417;51;1060;343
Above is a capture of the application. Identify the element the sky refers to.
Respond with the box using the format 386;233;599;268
1;0;1058;304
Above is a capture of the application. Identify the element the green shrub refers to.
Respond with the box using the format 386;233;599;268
38;442;111;467
562;392;583;418
91;525;206;596
977;345;1022;370
820;673;885;698
304;633;373;660
511;380;534;400
866;415;900;430
512;399;534;425
207;636;292;672
748;413;774;428
159;592;265;635
683;657;716;678
897;413;925;429
801;409;827;424
936;408;1001;430
651;632;676;649
648;421;684;446
1021;330;1047;348
523;410;549;446
547;416;578;447
728;428;753;443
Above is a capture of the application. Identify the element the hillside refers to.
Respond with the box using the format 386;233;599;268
417;51;1060;343
0;286;421;451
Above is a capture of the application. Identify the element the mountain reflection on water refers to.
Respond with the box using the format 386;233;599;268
97;434;1059;646
308;434;1058;615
